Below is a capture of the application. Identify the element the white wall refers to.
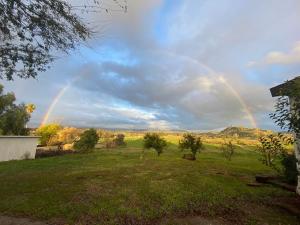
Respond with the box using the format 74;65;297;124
0;136;39;162
296;134;300;195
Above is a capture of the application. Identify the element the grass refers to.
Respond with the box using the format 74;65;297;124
0;136;298;225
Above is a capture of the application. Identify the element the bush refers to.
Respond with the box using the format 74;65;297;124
221;140;235;161
280;153;298;184
143;133;167;156
256;134;296;183
73;129;99;152
57;127;81;144
179;133;204;159
114;134;126;146
36;124;62;146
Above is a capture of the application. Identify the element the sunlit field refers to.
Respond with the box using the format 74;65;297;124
0;135;298;225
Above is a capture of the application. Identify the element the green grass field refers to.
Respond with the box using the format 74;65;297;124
0;136;299;225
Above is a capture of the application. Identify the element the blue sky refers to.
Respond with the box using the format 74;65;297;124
3;0;300;130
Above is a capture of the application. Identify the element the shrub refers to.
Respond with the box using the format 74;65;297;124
221;140;235;161
114;134;126;146
256;134;295;178
73;129;99;152
280;153;298;184
57;127;81;144
143;133;167;156
36;124;62;146
179;133;204;160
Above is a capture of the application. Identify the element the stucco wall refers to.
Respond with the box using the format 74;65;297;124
0;136;39;162
296;134;300;195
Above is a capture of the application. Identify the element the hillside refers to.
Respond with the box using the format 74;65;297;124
218;126;273;139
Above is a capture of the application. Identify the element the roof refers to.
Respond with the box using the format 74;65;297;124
270;76;300;97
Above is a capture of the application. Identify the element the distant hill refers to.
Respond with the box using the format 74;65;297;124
218;126;273;139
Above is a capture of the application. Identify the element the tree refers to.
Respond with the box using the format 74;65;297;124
0;0;127;80
257;134;295;176
73;128;99;152
36;123;62;146
26;103;36;114
179;133;204;159
221;140;235;161
114;133;126;146
143;133;167;156
56;127;81;144
270;79;300;134
0;84;30;135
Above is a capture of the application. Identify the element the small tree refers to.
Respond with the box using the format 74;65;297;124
56;127;81;144
114;133;126;146
73;129;99;152
36;123;62;146
143;133;167;156
221;140;235;161
257;134;294;172
179;133;204;160
0;84;31;135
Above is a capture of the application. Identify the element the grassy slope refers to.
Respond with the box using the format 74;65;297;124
0;136;298;225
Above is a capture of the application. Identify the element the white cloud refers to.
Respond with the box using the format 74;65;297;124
249;41;300;66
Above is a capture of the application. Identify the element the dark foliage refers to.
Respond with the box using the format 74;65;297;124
270;78;300;134
74;128;99;152
281;153;298;184
0;84;30;135
0;0;91;80
179;133;204;159
114;133;126;146
143;133;167;156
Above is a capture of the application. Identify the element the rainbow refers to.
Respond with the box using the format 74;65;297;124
41;53;257;129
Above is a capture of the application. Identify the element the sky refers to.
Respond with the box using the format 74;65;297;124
2;0;300;130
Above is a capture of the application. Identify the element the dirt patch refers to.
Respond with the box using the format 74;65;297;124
0;215;48;225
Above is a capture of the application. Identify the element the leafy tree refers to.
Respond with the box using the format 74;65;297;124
143;133;167;156
26;103;36;114
221;140;235;161
0;0;127;80
0;84;30;135
179;133;204;159
36;123;62;146
74;128;99;152
114;133;126;146
270;78;300;134
56;127;81;144
257;133;296;181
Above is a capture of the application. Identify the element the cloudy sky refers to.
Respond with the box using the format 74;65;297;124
3;0;300;130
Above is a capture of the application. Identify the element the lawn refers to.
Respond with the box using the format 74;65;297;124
0;136;299;225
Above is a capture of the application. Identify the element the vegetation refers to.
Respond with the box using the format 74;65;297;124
179;133;204;159
73;128;99;152
0;0;127;80
257;134;297;183
36;123;62;146
56;127;81;144
114;133;126;146
281;153;298;184
220;140;235;161
270;78;300;134
0;84;31;135
0;136;298;225
143;133;167;156
219;126;272;139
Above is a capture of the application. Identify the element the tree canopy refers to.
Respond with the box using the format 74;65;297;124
0;0;126;80
0;0;91;80
179;133;204;158
270;78;300;134
0;83;31;135
143;133;167;156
